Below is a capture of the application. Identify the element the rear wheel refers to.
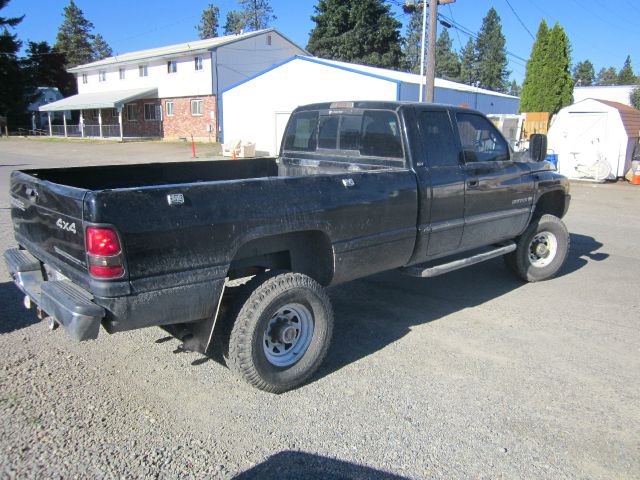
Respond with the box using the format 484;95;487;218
505;214;569;282
227;272;333;393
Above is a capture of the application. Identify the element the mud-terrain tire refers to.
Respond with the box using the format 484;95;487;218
227;272;333;393
504;214;570;282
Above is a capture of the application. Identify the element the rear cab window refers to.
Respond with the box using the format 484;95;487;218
282;107;406;168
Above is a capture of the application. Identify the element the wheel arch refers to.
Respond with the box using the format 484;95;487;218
533;189;567;220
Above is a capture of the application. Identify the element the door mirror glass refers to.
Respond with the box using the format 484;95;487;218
529;134;548;162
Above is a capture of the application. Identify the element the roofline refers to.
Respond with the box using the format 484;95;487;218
68;29;307;73
574;84;640;89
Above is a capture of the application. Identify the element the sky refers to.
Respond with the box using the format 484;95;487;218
4;0;640;84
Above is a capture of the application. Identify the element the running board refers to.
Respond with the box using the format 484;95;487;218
401;242;516;278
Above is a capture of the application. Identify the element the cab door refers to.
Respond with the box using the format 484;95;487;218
454;112;533;250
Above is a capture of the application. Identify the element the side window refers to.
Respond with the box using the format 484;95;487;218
283;111;318;152
318;115;339;149
456;113;509;162
419;110;459;167
360;110;403;158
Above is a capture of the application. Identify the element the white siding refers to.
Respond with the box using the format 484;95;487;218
573;85;638;106
77;55;213;98
222;58;398;156
399;83;520;114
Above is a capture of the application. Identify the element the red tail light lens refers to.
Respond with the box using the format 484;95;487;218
86;227;121;256
89;265;124;278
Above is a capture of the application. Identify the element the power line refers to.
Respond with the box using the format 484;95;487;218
503;0;534;40
447;3;463;51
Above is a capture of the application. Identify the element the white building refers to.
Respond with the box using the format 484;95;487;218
573;85;639;107
221;56;520;155
39;29;306;140
28;87;65;130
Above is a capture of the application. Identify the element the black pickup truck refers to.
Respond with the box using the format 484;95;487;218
4;101;570;392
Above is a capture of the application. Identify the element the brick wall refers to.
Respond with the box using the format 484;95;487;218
161;95;217;141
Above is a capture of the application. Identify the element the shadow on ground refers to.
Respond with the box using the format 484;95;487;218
0;281;38;334
233;451;407;480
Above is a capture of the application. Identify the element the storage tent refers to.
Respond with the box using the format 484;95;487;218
547;99;640;180
221;55;520;155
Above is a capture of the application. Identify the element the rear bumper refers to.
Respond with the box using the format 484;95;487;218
4;248;105;341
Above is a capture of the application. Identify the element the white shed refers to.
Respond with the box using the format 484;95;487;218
547;99;640;180
221;55;520;155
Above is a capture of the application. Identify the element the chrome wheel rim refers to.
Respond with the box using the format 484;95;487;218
528;231;558;268
263;303;314;367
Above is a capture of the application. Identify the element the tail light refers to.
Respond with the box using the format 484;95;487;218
86;226;124;279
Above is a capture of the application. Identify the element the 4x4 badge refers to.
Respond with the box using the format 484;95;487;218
56;218;77;234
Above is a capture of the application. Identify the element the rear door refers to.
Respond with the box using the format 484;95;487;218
454;112;533;250
10;171;89;277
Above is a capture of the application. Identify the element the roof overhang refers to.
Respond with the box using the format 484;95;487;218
39;87;158;112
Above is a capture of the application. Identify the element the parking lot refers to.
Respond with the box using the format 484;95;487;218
0;138;638;479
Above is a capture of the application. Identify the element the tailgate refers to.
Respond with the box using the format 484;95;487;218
10;170;89;276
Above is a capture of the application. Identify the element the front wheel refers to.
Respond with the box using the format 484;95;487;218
504;214;570;282
227;272;334;393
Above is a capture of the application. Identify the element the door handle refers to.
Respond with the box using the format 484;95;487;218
467;179;479;189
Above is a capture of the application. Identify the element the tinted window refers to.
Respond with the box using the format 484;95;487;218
339;115;361;150
318;115;339;149
419;110;459;167
456;113;509;162
360;110;403;158
284;111;318;151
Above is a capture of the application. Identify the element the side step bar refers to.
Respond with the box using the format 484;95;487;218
402;242;516;278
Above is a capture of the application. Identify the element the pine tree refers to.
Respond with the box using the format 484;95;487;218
224;10;244;35
55;0;95;67
630;87;640;109
475;8;509;92
239;0;275;31
617;55;636;85
91;33;112;61
23;41;77;96
196;3;220;39
459;38;478;86
0;0;32;128
596;67;618;86
435;29;460;81
572;60;595;86
540;23;573;116
507;80;521;97
307;0;403;70
520;19;549;112
403;8;422;74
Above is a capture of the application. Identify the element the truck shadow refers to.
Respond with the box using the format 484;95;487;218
0;281;39;334
232;450;407;479
315;232;607;383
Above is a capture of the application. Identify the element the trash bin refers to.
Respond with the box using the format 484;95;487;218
545;151;558;169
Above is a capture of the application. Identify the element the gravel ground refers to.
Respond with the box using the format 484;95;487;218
0;139;638;479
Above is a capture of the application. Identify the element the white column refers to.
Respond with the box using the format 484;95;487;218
118;108;123;141
80;110;85;138
63;112;68;137
98;109;103;138
47;113;52;136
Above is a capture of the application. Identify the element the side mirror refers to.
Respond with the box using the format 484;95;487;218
529;134;548;162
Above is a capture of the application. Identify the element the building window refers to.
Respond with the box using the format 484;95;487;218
82;73;88;84
194;56;203;71
144;103;157;121
98;70;106;82
165;101;174;117
111;108;118;117
90;109;99;119
266;34;272;46
191;99;203;116
167;60;177;74
119;68;125;80
126;104;136;121
139;64;148;77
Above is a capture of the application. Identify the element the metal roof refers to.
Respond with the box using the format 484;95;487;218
39;87;158;112
68;29;301;73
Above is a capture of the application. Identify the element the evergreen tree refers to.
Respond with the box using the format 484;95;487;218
23;41;77;96
196;3;220;39
307;0;403;70
239;0;275;31
572;59;595;86
630;87;640;110
507;80;521;97
458;37;478;86
435;28;460;81
520;19;549;112
475;7;509;92
596;66;618;86
540;23;573;116
55;0;95;67
224;10;244;35
403;8;422;74
0;0;32;128
91;33;112;61
617;55;636;85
